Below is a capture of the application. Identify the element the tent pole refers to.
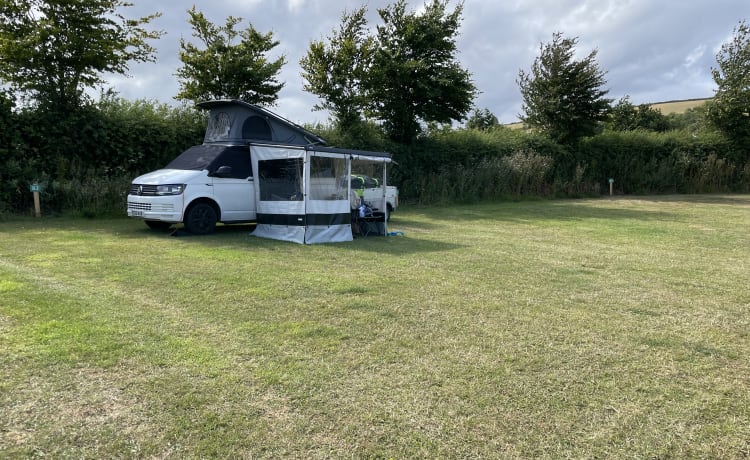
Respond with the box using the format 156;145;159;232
383;162;388;236
347;155;353;236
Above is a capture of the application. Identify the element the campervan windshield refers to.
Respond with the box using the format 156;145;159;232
165;145;251;177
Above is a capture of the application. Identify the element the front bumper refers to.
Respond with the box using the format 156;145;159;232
126;195;184;222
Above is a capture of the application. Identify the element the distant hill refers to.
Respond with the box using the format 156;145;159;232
649;97;711;114
503;97;712;129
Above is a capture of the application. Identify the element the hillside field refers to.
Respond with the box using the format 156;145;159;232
505;97;711;129
650;97;711;114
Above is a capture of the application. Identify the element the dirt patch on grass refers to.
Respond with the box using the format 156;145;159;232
0;365;162;455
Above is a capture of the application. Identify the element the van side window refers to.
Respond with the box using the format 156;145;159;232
214;147;253;179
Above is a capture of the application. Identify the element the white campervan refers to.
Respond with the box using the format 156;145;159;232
126;100;397;237
127;143;255;234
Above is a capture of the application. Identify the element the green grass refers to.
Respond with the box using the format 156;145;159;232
1;196;749;458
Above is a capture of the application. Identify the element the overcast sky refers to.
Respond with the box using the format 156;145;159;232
107;0;748;125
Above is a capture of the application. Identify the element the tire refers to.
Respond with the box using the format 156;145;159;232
386;204;393;222
144;220;173;231
184;202;218;235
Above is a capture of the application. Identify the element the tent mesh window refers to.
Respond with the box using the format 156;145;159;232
310;156;347;201
258;158;303;201
206;112;232;141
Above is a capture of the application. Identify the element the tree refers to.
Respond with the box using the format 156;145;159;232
518;32;612;144
176;7;285;105
0;0;162;109
369;0;477;144
300;6;375;130
706;20;750;144
608;96;670;132
0;89;17;156
667;105;709;133
466;107;499;131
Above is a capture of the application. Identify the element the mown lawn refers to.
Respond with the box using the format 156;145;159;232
1;196;749;458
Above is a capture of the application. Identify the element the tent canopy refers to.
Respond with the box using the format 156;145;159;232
250;143;392;244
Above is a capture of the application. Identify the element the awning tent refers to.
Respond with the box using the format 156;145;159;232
250;143;392;244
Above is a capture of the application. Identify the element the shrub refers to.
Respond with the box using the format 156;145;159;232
576;130;745;194
1;97;206;215
409;149;554;203
741;161;750;192
502;149;553;195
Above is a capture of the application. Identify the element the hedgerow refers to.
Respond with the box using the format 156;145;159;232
1;97;205;216
2;98;748;216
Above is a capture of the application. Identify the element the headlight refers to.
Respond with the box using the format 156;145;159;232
155;184;185;195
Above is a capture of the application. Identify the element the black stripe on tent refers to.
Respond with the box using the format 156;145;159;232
307;213;351;226
258;213;351;227
258;213;306;226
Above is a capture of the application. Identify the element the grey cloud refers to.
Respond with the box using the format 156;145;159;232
107;0;748;124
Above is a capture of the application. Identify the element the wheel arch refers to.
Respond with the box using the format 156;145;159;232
185;197;222;222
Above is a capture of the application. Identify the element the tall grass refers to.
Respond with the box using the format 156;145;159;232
415;149;602;203
45;172;131;218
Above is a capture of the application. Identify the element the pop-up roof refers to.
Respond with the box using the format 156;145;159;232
196;99;328;146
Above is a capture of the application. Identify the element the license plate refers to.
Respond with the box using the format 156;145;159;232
130;210;144;217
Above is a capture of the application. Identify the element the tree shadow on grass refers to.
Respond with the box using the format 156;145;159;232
624;194;750;207
418;197;682;225
13;194;746;255
338;234;465;255
153;221;464;255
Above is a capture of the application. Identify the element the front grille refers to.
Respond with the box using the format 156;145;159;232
128;202;151;211
128;184;159;196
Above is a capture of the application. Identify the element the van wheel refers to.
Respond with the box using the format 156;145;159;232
145;220;172;231
184;202;218;235
386;204;393;221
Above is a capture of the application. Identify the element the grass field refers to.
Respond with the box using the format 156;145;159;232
1;196;749;458
505;98;711;129
650;98;711;114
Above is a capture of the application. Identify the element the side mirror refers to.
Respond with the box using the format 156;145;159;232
212;165;232;177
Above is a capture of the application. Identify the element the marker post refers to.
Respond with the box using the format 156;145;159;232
30;183;42;217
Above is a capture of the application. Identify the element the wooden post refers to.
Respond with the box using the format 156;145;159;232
608;178;614;197
30;183;42;217
33;191;41;217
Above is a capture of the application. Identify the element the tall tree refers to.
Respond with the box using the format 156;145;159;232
706;20;750;144
176;7;286;105
0;0;162;109
300;6;375;130
369;0;477;144
518;32;612;144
